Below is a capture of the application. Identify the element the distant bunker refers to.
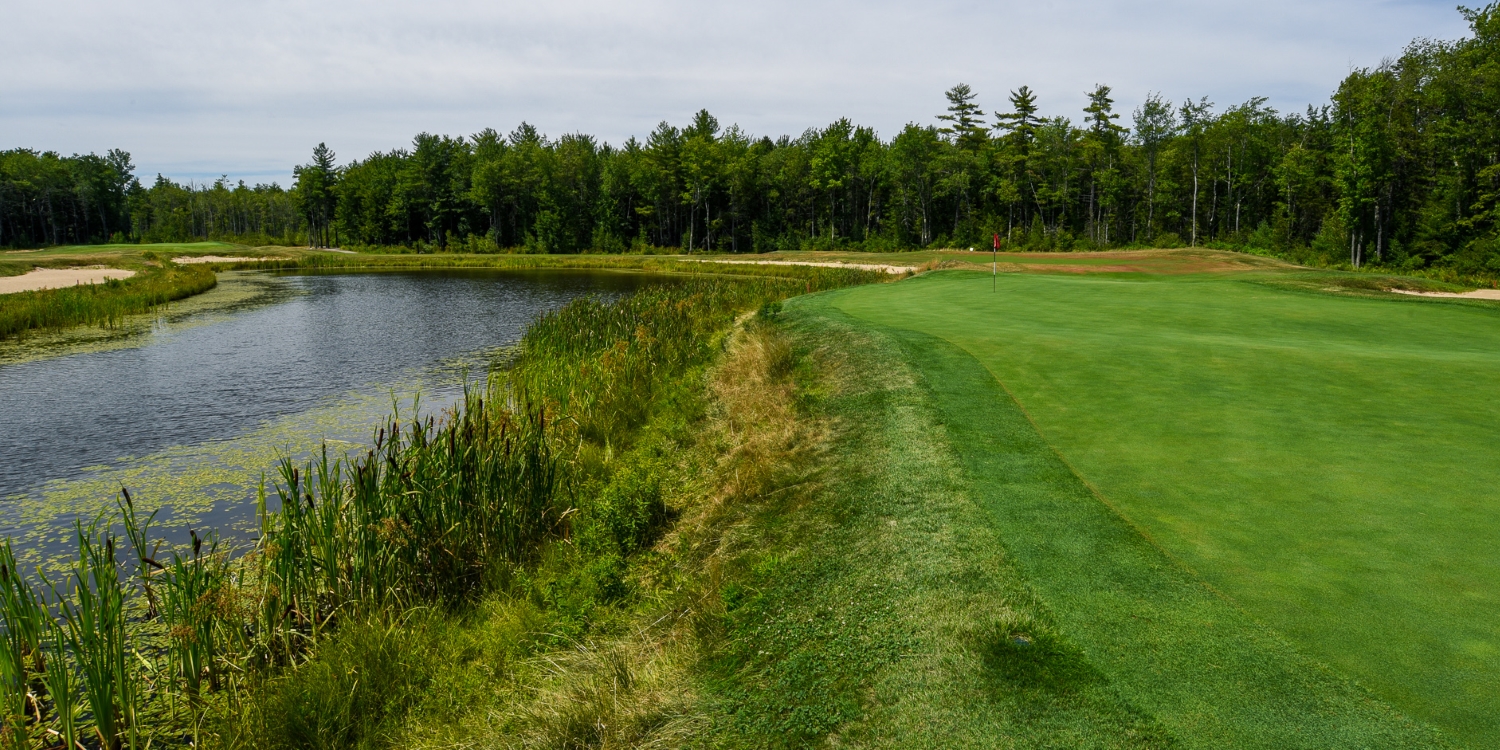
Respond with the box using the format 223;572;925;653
0;266;136;294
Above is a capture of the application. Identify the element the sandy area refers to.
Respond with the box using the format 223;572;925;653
0;266;136;294
1391;288;1500;300
172;255;271;264
682;258;913;274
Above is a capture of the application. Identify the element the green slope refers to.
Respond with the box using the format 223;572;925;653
818;270;1500;747
701;301;1178;747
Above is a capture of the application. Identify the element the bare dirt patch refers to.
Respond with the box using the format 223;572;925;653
1390;288;1500;300
0;266;135;294
1021;259;1255;274
682;258;912;274
172;255;272;264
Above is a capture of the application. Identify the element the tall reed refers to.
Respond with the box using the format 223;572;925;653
252;392;557;648
0;265;886;745
0;263;216;340
56;519;140;750
0;542;46;749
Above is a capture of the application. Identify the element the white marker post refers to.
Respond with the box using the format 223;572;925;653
992;233;1000;292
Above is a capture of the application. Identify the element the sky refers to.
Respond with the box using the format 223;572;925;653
1;0;1473;187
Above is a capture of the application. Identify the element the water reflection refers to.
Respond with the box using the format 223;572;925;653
0;268;663;564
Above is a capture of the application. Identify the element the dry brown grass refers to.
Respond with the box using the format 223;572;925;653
706;322;820;504
403;315;828;750
505;638;702;749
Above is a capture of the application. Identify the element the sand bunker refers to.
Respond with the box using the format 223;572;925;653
171;255;271;264
1391;288;1500;300
0;267;136;294
683;258;912;274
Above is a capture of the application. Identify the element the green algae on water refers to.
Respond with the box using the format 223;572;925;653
0;371;469;573
0;271;298;367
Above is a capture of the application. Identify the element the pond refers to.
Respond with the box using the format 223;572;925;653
0;267;665;566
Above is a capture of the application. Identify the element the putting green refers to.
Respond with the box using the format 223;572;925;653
825;270;1500;747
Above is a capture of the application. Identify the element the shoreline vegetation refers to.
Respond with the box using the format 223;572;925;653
1;248;1490;747
0;263;887;748
4;239;1493;343
0;261;216;341
0;245;904;341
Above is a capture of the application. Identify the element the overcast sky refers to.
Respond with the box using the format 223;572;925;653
1;0;1472;187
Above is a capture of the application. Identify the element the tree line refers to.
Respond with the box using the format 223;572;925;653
5;4;1500;277
0;150;302;248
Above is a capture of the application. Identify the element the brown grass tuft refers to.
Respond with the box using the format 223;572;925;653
495;316;827;748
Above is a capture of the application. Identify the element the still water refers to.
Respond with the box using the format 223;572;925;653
0;268;662;564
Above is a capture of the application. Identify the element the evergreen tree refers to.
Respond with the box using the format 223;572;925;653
1082;85;1128;244
994;86;1041;146
937;84;989;150
293;143;339;248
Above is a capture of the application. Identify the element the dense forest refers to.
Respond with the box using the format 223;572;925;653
4;5;1500;276
0;148;302;248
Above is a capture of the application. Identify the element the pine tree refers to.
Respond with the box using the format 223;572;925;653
937;84;989;150
1082;85;1127;244
293;143;339;248
994;86;1040;146
1083;86;1127;140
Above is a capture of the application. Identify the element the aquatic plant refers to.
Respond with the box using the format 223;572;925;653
0;263;217;340
56;519;141;750
0;265;886;745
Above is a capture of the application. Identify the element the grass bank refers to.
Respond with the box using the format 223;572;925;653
204;267;1185;748
0;263;216;340
0;241;909;341
0;242;249;339
0;264;887;747
244;271;1453;748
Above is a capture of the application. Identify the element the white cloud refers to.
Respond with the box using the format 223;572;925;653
0;0;1470;185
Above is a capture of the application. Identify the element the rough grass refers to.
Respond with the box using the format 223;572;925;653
0;262;216;339
749;247;1296;275
691;303;1178;748
826;270;1499;746
211;318;826;750
263;295;1193;748
221;614;449;749
193;266;1467;748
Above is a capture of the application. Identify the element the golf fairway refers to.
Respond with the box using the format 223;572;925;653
820;270;1500;747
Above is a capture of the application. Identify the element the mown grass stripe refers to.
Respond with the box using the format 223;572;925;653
804;293;1446;749
730;299;1178;748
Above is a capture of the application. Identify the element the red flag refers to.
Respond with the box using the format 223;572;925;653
992;233;1000;249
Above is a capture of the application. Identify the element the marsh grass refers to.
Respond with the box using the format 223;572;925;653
0;263;883;748
337;314;826;750
0;360;565;748
0;263;216;340
0;542;47;749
